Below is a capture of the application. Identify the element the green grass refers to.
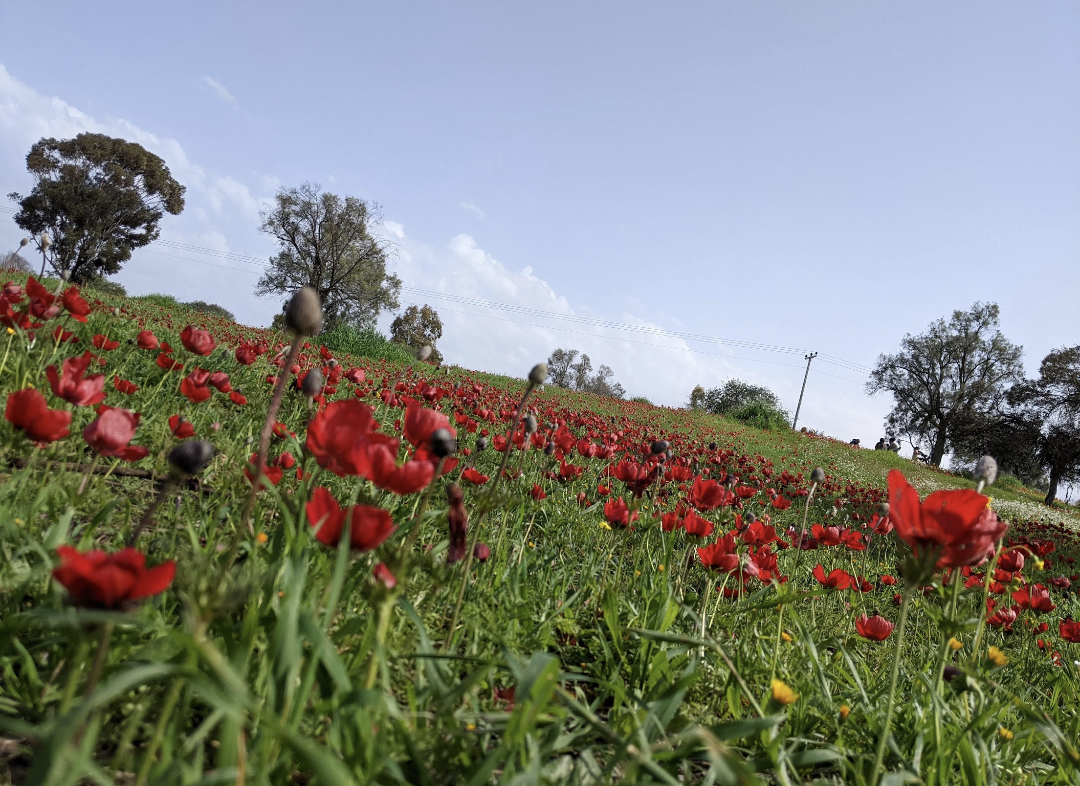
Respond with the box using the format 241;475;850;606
0;278;1078;784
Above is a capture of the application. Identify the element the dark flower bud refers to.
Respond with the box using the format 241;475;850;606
744;512;757;524
60;271;70;282
474;543;491;562
943;665;963;683
284;287;324;336
244;436;254;446
430;428;457;458
708;442;717;451
301;368;324;397
475;436;488;452
651;439;669;455
418;345;432;361
328;358;338;368
524;414;538;434
168;440;215;476
810;467;825;484
528;363;548;385
19;237;29;247
877;502;890;518
975;456;998;486
544;441;555;456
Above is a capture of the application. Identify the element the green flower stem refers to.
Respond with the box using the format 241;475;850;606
771;480;816;682
402;456;446;557
970;543;1004;663
365;593;395;689
134;677;184;786
871;588;913;786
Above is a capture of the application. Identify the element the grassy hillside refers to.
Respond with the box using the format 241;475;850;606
2;273;1079;785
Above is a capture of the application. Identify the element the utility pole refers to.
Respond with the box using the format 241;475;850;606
791;352;817;431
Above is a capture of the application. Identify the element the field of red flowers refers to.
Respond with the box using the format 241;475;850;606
2;273;1080;785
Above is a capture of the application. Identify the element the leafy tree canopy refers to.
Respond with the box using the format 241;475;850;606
8;133;185;283
546;348;625;399
866;302;1024;466
255;183;400;330
390;304;444;364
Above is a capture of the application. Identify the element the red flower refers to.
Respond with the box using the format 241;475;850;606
244;453;283;487
855;613;895;641
474;543;492;562
1060;619;1080;643
531;484;547;500
61;287;91;322
306;486;395;550
447;483;469;563
113;377;139;395
741;520;780;547
813;564;853;590
1012;584;1055;613
306;399;381;477
46;352;105;407
235;345;258;365
688;477;729;511
812;524;842;547
403;400;455;448
697;535;741;573
879;574;897;586
661;511;682;532
367;443;434;495
986;606;1018;630
52;546;175;609
168;415;195;438
373;562;397;589
462;467;489;485
998;550;1025;572
603;497;637;528
771;495;792;511
156;353;183;371
840;529;866;552
180;325;216;355
92;334;119;351
83;407;148;461
136;330;159;350
229;391;248;406
208;371;231;392
345;367;366;384
887;470;1007;568
180;374;212;403
682;510;714;538
5;389;71;443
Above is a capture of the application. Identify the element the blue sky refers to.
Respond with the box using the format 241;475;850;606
1;2;1078;452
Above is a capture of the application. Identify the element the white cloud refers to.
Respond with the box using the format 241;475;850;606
384;220;405;239
458;200;486;219
201;76;235;103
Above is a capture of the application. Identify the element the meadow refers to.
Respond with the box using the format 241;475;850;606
1;273;1079;786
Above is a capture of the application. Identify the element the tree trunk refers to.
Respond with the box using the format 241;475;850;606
1044;467;1060;507
930;428;948;467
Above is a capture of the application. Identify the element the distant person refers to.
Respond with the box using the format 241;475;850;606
911;446;923;463
849;439;861;447
874;438;886;450
888;437;900;452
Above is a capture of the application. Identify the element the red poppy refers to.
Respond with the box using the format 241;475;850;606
52;325;78;343
610;458;658;497
61;287;91;322
156;353;183;371
813;564;854;590
688;477;729;511
998;550;1025;572
887;470;1007;568
83;407;147;461
46;352;105;407
812;525;842;547
367;443;434;495
180;375;212;403
168;415;195;438
244;453;283;487
403;400;455;448
986;606;1018;630
113;377;139;395
5;389;72;443
879;575;897;586
855;613;895;641
1060;619;1080;644
841;529;866;552
771;495;792;511
462;467;489;485
180;325;216;355
344;367;366;384
229;391;248;406
474;543;492;562
603;497;637;528
306;486;395;550
682;510;714;538
52;546;175;608
1012;584;1055;613
235;345;258;365
92;334;120;351
531;484;547;500
373;562;397;589
661;511;682;532
306;399;383;477
137;330;159;350
697;535;741;573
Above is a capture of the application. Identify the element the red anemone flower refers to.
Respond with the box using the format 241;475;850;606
168;415;195;438
1060;619;1080;644
137;330;159;350
180;375;212;403
813;564;854;590
52;546;175;609
887;469;1007;568
771;495;792;511
306;486;395;550
531;484;547;500
92;334;119;351
229;391;248;406
603;497;637;528
682;510;714;538
855;613;895;641
403;400;455;448
367;443;434;495
83;407;148;461
462;467;489;485
46;352;106;406
697;535;741;573
180;325;216;355
113;377;139;395
688;477;728;511
1012;584;1055;613
156;353;183;371
306;399;382;476
61;287;92;322
5;389;72;444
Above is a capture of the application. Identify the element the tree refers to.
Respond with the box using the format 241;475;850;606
700;380;784;417
866;302;1024;466
255;183;401;329
545;347;626;399
390;304;444;364
688;385;706;411
2;252;32;273
1011;346;1080;505
8;133;185;283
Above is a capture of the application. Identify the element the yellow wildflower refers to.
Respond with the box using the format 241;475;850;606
658;564;665;572
998;727;1014;741
256;532;268;544
988;646;1009;667
781;631;794;643
770;679;799;705
948;637;963;651
839;704;851;721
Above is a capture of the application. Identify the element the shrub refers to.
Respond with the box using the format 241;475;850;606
83;277;127;298
728;400;790;431
181;300;235;321
630;395;652;405
130;293;180;310
319;322;416;364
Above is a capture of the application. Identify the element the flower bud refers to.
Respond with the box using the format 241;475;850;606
524;414;538;434
651;439;669;455
418;345;432;361
475;436;488;452
40;232;52;249
744;512;757;524
975;456;998;486
168;440;215;476
60;271;70;282
19;237;29;247
528;363;548;385
430;428;457;458
544;441;555;456
112;307;120;317
810;467;825;484
877;502;890;518
328;358;338;368
474;543;491;562
301;368;324;397
708;442;717;451
284;287;323;336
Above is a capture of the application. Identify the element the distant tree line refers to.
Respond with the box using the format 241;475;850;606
688;379;790;431
546;348;626;399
